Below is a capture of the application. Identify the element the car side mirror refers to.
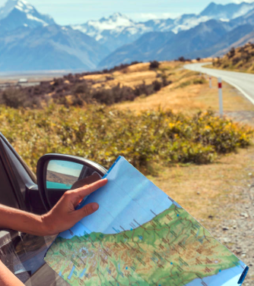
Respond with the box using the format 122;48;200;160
37;154;107;211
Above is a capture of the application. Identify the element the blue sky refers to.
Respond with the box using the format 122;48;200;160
1;0;254;25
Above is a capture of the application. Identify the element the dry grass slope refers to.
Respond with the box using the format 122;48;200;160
112;62;254;114
213;42;254;73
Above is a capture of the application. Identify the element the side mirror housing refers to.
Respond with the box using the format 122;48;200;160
36;154;107;211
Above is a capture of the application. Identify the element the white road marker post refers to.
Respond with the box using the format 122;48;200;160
218;77;223;117
209;77;212;88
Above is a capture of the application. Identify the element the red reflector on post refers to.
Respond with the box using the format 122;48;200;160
218;82;222;89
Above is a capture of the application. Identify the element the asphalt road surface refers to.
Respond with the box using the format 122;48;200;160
185;63;254;105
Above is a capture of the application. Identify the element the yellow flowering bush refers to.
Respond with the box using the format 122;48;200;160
0;106;252;173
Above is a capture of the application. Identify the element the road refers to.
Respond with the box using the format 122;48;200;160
185;63;254;105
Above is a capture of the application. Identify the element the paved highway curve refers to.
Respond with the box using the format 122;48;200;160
185;63;254;105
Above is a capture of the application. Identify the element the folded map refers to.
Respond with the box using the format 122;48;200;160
45;156;249;286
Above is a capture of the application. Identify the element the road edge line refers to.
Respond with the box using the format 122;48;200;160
184;64;254;105
222;79;254;105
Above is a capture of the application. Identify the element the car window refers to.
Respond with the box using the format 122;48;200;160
0;135;36;184
3;143;36;198
0;157;19;208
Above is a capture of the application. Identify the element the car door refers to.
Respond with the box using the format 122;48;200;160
0;133;69;286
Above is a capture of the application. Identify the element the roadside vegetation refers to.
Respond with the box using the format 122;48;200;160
0;105;252;175
212;42;254;73
0;61;172;109
0;60;253;175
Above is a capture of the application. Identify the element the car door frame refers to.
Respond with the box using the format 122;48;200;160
0;133;47;215
0;133;53;284
0;137;27;211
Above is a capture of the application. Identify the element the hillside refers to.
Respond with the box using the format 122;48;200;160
212;42;254;73
0;25;109;71
186;24;254;59
98;18;254;69
1;60;253;114
0;0;109;71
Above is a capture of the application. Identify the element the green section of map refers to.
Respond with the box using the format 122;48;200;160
45;204;240;286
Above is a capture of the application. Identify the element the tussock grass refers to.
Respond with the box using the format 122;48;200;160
213;43;254;73
0;105;252;174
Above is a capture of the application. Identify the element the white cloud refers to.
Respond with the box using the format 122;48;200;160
233;0;254;3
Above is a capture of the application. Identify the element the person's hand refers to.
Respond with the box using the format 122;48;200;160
41;179;107;235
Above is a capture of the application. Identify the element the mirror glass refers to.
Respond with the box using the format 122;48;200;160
46;160;102;191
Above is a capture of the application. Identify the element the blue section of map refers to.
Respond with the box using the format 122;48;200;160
186;262;246;286
59;156;172;238
67;266;75;280
79;268;86;278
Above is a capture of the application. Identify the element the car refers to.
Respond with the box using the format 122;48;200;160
0;132;107;285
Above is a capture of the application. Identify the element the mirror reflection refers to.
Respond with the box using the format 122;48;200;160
46;160;101;190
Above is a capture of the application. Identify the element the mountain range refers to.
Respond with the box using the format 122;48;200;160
0;0;253;72
72;2;254;52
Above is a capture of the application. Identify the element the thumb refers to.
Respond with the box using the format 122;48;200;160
74;203;99;221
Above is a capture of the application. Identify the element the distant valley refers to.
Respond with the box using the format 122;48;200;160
0;0;253;72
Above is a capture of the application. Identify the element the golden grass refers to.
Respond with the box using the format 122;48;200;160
151;144;254;229
114;70;254;114
80;60;254;115
82;61;182;89
213;43;254;73
81;74;112;81
190;57;214;64
124;62;150;72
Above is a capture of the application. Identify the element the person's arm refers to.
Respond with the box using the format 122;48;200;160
0;261;24;286
0;179;107;236
0;179;107;286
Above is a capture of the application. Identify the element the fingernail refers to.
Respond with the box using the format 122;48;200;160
93;203;99;211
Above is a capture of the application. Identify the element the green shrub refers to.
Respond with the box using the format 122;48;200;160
193;78;207;85
177;81;192;88
152;80;162;91
150;61;160;69
0;106;252;174
73;82;89;94
1;88;41;109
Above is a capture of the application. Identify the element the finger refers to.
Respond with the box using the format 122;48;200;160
74;179;108;198
71;173;101;190
74;203;99;220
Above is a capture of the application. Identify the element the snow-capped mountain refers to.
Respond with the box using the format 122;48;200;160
98;16;254;69
73;13;144;40
0;0;55;30
73;2;254;51
72;13;151;51
98;19;232;68
0;0;108;71
200;1;254;20
142;2;254;33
